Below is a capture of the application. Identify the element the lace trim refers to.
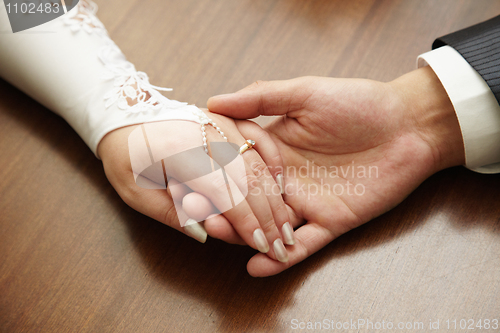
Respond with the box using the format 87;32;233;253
63;0;105;35
63;0;208;119
98;42;188;114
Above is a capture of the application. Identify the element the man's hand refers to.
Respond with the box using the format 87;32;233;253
208;66;465;276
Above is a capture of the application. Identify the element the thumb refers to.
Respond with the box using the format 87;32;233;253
207;77;314;119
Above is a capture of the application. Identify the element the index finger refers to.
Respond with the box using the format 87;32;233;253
207;77;315;118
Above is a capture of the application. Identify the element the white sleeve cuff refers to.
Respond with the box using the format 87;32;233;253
418;45;500;173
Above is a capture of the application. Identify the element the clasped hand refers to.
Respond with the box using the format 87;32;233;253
99;67;464;277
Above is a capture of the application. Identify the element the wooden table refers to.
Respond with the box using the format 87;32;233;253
1;0;499;332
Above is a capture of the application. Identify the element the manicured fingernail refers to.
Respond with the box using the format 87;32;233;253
273;238;289;262
184;219;207;243
253;229;269;253
282;222;295;245
277;173;284;194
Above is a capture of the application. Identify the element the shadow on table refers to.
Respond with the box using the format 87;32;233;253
118;166;500;332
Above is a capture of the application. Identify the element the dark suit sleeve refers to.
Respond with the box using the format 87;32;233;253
432;15;500;105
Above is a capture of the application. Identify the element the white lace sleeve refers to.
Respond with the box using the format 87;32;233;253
0;0;210;156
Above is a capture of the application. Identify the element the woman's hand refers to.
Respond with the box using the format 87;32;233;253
97;110;294;263
208;67;465;276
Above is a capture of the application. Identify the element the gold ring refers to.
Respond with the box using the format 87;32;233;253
239;139;256;155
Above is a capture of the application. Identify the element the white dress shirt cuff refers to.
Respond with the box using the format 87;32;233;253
417;45;500;173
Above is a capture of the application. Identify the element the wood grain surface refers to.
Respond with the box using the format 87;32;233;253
1;0;500;332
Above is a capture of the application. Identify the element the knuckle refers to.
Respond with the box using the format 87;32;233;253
162;204;180;227
119;182;141;206
239;211;255;226
208;173;232;194
275;93;292;111
249;159;269;178
272;198;288;215
244;173;260;192
268;153;282;167
260;217;277;234
258;128;272;141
